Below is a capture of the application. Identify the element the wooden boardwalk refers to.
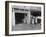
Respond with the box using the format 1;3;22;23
12;24;41;31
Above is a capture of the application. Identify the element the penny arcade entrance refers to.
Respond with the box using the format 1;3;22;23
12;6;41;26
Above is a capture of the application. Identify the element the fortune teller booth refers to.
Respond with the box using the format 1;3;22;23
12;6;41;26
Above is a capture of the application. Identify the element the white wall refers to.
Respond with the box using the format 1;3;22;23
0;0;46;37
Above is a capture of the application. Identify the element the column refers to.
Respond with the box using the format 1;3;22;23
12;8;15;26
27;11;30;24
31;16;35;24
35;18;37;24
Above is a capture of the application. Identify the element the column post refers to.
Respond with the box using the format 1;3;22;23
27;11;30;24
12;8;15;26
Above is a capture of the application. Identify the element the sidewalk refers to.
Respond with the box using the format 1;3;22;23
12;24;41;31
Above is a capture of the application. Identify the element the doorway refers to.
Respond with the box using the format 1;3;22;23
15;13;27;24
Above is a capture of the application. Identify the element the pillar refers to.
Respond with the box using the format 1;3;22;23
35;18;37;24
27;11;30;24
12;8;15;26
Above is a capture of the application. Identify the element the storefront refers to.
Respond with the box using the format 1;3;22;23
12;6;41;26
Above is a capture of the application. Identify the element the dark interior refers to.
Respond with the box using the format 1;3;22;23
15;13;27;24
31;11;41;17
